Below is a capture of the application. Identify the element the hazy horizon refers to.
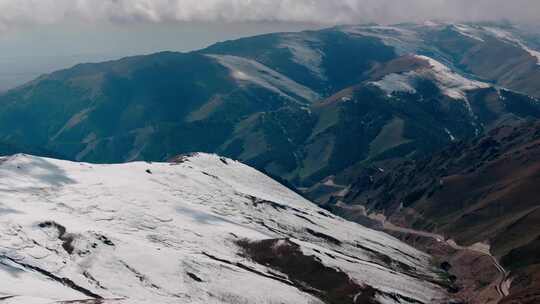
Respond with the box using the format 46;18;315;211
1;0;540;91
0;21;321;91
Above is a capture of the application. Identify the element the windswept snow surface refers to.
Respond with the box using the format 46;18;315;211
343;23;540;66
208;54;321;102
451;24;486;42
0;154;447;304
415;55;489;99
370;73;417;96
371;55;488;102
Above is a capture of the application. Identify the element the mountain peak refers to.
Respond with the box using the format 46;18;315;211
0;154;450;303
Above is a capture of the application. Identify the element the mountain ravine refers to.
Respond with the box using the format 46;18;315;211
330;120;540;304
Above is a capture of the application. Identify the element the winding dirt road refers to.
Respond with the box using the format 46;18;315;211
374;216;510;300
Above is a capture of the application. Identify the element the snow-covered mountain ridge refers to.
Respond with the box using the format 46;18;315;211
0;153;449;304
342;22;540;64
370;55;489;101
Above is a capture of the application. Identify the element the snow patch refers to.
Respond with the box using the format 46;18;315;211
423;20;443;27
208;54;320;102
371;55;488;102
371;73;417;96
445;128;456;141
415;55;490;100
452;24;485;42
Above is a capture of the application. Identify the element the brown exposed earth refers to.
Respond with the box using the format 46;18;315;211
384;228;506;304
325;120;540;303
237;238;377;304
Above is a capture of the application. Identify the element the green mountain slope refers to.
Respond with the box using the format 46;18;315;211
0;23;539;191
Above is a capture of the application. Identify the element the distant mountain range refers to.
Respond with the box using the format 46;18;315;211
1;22;539;194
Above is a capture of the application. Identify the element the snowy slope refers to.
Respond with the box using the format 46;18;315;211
343;23;540;66
0;154;448;304
371;55;488;101
456;24;540;65
208;54;321;103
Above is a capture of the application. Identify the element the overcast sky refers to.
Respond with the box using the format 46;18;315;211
0;0;539;29
0;0;539;91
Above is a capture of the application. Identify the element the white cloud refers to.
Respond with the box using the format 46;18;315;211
0;0;538;31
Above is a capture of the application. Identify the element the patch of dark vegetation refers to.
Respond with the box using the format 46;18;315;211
38;221;75;254
120;261;160;290
387;247;421;263
354;243;380;255
383;292;427;304
169;153;198;164
83;271;107;290
435;262;461;294
254;220;290;236
352;287;379;303
244;194;285;211
440;261;452;272
305;228;342;246
317;210;335;218
243;193;311;215
447;285;461;294
237;238;379;304
186;272;203;282
403;188;427;207
254;199;287;211
56;298;126;303
325;252;337;260
339;246;415;274
97;234;115;247
294;213;318;225
501;236;540;271
201;171;219;179
201;252;294;287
